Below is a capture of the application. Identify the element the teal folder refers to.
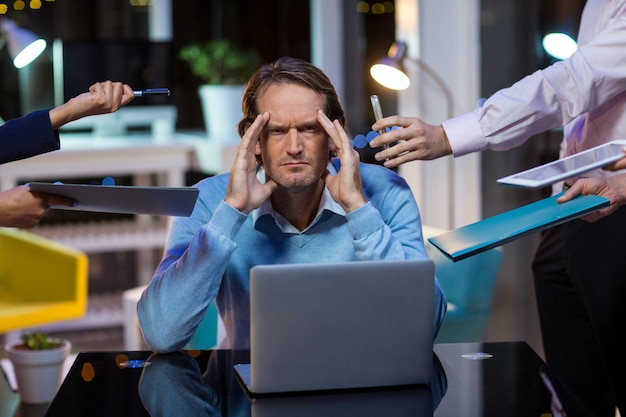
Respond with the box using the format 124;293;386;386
427;192;609;262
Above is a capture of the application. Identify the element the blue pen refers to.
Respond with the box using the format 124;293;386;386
133;88;170;97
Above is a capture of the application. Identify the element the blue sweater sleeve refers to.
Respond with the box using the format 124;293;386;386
0;110;60;165
138;199;247;353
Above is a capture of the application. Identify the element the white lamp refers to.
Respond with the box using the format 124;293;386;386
542;32;577;60
370;41;453;118
0;18;47;68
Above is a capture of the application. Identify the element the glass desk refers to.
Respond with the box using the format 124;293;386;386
2;342;565;417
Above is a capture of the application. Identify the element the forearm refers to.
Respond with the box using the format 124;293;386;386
0;110;59;164
48;102;76;129
48;97;95;129
347;203;409;259
347;199;428;261
445;17;626;157
138;202;245;353
444;68;586;156
48;81;134;129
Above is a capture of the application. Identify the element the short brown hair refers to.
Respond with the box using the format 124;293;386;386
237;57;347;137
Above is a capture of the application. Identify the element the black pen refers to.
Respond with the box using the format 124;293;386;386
133;88;170;97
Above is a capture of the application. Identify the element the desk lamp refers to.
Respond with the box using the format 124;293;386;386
370;40;453;118
0;17;46;68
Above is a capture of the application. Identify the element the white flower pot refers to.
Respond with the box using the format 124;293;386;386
198;84;245;142
4;340;71;404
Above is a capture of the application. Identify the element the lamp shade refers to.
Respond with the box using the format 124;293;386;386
0;18;47;68
542;32;577;60
369;41;411;91
370;40;454;119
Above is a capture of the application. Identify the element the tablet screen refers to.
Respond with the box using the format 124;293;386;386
497;140;626;188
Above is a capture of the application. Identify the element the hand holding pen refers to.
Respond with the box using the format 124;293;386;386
133;88;171;97
50;82;171;129
50;80;135;128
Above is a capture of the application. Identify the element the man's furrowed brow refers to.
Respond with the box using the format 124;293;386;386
297;118;323;129
265;119;321;130
265;121;287;130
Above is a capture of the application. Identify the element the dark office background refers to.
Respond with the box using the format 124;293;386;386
0;0;585;156
0;0;397;137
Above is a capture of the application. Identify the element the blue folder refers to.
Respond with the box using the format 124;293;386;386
427;192;609;262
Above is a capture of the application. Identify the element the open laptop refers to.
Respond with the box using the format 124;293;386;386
234;259;435;395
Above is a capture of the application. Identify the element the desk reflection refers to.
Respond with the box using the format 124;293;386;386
139;350;447;417
35;342;557;417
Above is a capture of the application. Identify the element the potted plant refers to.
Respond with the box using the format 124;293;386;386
4;331;71;404
179;39;262;142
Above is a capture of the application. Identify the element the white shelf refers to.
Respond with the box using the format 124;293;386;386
35;292;125;333
24;220;170;336
30;219;169;253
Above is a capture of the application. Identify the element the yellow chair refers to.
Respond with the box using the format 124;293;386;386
0;228;88;333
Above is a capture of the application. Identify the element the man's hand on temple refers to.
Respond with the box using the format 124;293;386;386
225;112;278;214
317;110;367;213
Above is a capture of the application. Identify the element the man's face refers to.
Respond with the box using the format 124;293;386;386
255;83;331;190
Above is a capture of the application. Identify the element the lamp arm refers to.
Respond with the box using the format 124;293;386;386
405;57;454;119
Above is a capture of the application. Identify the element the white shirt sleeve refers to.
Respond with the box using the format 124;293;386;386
443;2;626;157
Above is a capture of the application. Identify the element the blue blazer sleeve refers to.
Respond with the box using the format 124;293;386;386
0;110;60;165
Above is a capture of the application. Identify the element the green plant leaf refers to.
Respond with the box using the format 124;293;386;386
179;39;261;85
20;331;61;350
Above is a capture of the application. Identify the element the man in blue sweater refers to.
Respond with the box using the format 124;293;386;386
138;57;446;352
0;80;134;228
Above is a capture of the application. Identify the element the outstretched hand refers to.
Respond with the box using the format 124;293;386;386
368;115;453;169
0;186;74;228
317;110;367;213
49;80;135;129
225;112;279;214
557;173;626;222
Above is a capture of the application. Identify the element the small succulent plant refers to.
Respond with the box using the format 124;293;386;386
19;331;63;350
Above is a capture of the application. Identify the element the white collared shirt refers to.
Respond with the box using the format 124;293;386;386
443;0;626;185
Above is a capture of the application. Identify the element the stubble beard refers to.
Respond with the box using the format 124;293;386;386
267;165;323;191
